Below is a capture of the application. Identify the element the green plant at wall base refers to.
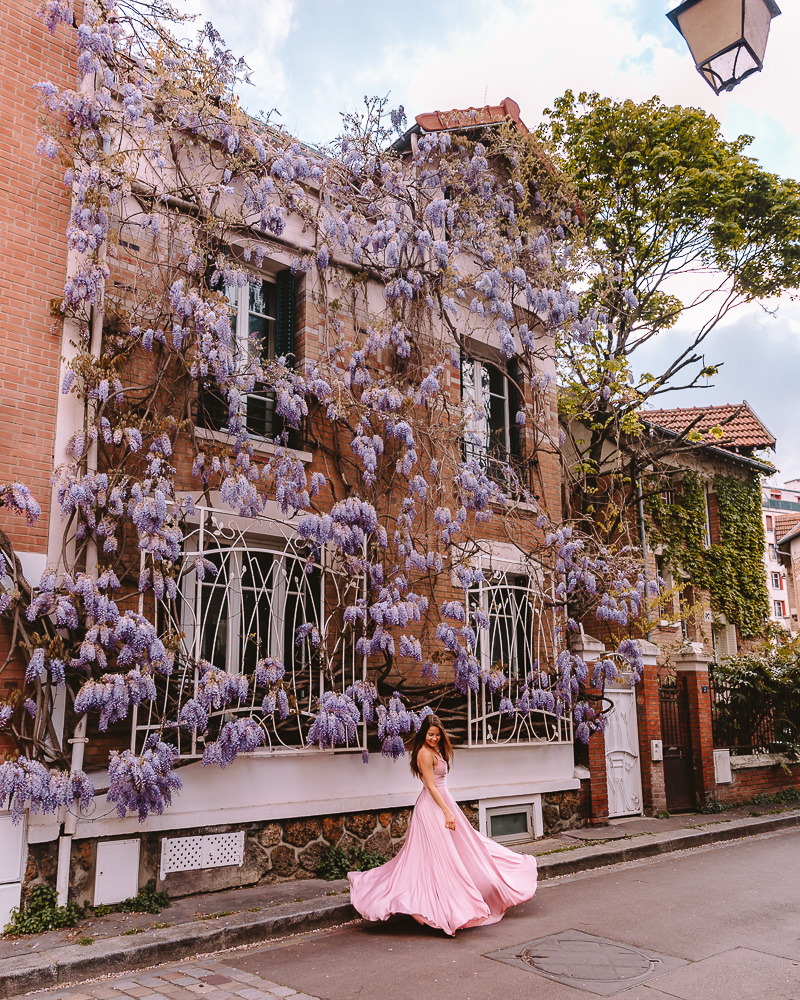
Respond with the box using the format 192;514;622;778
316;845;388;881
3;884;85;936
114;879;171;914
646;473;769;638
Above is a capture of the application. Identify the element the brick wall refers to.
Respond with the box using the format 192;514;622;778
714;759;800;806
0;0;73;553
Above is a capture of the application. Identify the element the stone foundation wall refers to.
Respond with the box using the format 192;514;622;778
541;787;587;834
48;802;479;905
26;790;588;905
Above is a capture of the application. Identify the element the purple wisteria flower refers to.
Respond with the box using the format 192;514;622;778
106;740;182;821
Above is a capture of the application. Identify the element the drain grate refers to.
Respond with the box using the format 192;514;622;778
486;929;688;996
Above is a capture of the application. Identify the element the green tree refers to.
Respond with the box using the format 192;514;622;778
537;91;800;534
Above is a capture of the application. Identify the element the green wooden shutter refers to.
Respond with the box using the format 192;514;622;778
507;358;522;459
276;269;296;366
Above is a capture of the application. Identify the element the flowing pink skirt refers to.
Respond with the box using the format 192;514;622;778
348;766;537;936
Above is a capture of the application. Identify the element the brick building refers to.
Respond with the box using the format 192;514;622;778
0;3;585;918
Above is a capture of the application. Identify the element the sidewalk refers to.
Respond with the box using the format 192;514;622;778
2;802;799;998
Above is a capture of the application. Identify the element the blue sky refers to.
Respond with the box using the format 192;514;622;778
181;0;800;480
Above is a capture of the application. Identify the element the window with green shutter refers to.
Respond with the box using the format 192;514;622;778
197;267;297;440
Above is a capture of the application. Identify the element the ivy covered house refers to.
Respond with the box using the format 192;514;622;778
642;402;774;658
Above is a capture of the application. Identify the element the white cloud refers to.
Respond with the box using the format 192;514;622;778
179;0;296;119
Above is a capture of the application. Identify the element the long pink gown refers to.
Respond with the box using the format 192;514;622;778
348;755;538;936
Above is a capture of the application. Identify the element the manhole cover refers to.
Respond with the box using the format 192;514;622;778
520;938;652;981
486;930;688;997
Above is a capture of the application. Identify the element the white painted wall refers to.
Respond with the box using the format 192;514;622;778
26;743;577;843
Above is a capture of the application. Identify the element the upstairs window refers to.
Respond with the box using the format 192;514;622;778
774;600;786;618
198;269;295;439
461;354;524;484
771;572;783;590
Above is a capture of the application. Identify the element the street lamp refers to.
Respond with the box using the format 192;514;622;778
667;0;781;94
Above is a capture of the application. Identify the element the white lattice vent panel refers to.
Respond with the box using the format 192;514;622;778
160;831;244;880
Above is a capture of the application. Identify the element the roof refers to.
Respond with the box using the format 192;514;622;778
415;97;530;136
643;402;776;452
392;97;586;224
776;513;800;546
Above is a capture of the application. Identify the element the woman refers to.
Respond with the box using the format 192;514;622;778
348;714;538;936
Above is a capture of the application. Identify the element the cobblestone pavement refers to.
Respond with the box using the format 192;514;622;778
29;959;320;1000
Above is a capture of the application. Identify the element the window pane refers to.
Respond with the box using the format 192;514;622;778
489;811;528;838
249;280;276;319
199;550;229;669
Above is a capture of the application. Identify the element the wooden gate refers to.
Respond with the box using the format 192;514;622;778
604;685;643;818
659;676;696;812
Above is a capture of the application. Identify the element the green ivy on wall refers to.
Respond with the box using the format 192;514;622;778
646;472;770;638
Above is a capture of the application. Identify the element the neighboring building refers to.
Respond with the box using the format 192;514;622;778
764;481;800;635
643;402;775;659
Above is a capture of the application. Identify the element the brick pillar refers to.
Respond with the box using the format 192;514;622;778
635;640;667;815
571;633;609;825
674;643;715;806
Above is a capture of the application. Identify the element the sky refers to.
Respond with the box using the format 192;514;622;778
178;0;800;482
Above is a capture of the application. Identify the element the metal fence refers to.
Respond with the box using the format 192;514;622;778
708;667;800;755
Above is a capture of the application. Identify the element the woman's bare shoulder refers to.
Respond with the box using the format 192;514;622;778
417;745;437;766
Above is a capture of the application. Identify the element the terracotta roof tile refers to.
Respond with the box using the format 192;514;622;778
643;402;776;451
415;98;529;135
775;513;800;544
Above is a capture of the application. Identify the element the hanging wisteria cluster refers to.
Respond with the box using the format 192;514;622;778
0;0;658;825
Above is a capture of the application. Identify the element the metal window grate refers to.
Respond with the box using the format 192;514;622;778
160;831;244;880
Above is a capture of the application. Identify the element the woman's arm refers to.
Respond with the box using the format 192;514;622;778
418;749;456;831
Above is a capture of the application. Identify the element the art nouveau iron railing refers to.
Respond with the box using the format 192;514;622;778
130;504;572;756
467;565;572;747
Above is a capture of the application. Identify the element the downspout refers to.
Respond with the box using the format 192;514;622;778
636;476;652;641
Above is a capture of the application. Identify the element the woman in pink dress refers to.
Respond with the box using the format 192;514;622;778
348;714;538;936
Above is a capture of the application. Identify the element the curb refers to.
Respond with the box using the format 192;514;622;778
2;810;798;997
536;808;800;879
0;895;357;999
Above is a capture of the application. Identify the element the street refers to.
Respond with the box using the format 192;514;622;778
23;828;800;1000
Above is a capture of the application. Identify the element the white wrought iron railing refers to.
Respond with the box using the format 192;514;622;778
130;501;364;756
467;564;572;746
129;504;571;756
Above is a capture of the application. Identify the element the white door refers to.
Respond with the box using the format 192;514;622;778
0;815;26;927
605;686;643;818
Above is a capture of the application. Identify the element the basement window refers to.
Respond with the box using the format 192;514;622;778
486;804;533;845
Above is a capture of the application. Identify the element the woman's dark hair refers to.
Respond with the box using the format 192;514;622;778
409;713;453;778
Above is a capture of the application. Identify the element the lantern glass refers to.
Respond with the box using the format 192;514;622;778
667;0;781;93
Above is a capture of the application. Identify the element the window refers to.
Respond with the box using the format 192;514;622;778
765;515;774;530
198;269;295;438
771;572;783;590
774;600;786;618
768;544;778;561
192;538;320;679
701;484;712;548
486;804;533;844
461;354;524;484
471;573;534;681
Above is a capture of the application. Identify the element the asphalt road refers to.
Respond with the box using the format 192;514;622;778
25;828;800;1000
219;827;800;1000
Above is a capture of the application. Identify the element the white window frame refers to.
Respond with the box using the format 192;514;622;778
226;276;279;438
461;354;516;464
773;599;786;618
480;794;543;843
